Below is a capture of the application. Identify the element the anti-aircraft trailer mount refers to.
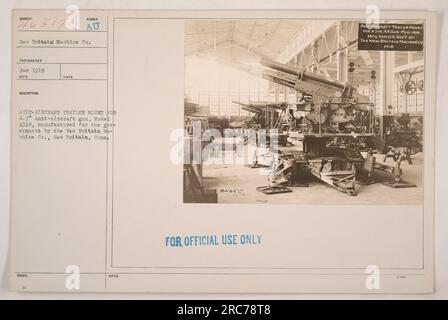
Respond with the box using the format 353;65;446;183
237;58;416;196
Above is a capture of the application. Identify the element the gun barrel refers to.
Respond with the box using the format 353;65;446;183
262;70;296;89
241;106;261;114
261;58;299;76
303;72;346;90
267;77;296;89
260;57;346;90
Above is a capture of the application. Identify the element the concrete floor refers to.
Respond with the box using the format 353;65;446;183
201;150;423;205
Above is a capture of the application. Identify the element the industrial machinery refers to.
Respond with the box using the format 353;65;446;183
258;58;375;135
378;113;423;164
243;58;415;195
233;101;307;146
233;101;285;130
183;100;218;203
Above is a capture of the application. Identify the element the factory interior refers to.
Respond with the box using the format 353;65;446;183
183;20;424;204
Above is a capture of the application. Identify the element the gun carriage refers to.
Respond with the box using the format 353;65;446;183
241;58;415;195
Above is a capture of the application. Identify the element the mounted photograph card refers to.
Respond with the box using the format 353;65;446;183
9;10;437;293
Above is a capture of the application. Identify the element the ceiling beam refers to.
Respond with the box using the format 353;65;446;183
256;21;282;52
246;21;257;52
230;21;236;42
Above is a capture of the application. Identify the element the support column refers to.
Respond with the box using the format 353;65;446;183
294;55;299;102
408;52;418;64
274;84;279;103
337;50;348;82
336;23;348;82
379;51;395;138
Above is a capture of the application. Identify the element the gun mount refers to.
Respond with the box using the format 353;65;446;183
259;58;374;135
238;58;415;196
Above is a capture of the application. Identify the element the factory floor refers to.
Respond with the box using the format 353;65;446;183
201;149;423;205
